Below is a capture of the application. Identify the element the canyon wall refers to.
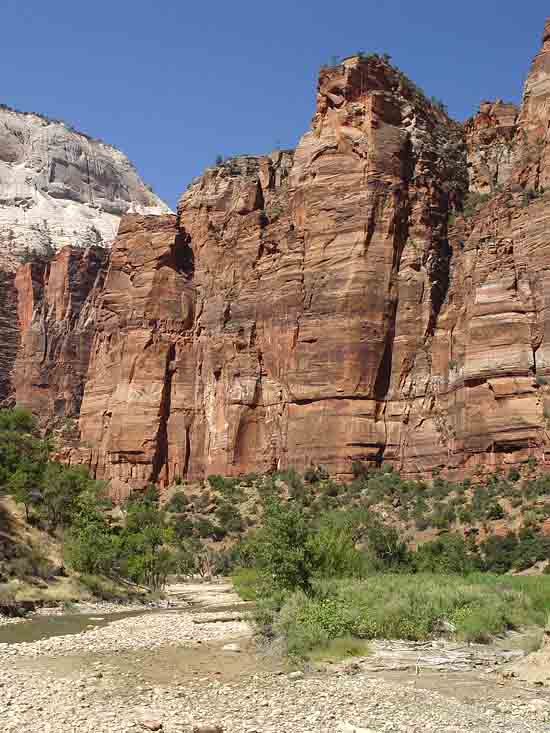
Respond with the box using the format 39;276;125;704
0;105;170;263
0;104;170;401
12;22;550;494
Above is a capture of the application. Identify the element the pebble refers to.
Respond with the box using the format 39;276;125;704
222;644;241;653
0;612;251;659
1;583;550;733
140;719;163;731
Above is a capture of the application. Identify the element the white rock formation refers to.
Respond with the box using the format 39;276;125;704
0;104;171;267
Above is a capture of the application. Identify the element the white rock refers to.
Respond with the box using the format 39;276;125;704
288;671;304;680
0;105;172;266
222;643;241;653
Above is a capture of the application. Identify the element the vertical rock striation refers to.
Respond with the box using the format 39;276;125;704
14;246;107;419
14;22;550;492
465;101;518;193
0;270;19;401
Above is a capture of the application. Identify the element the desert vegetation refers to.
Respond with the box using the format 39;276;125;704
226;463;550;659
231;494;550;659
0;408;184;594
4;406;550;655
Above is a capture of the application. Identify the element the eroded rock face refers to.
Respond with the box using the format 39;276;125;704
0;270;19;401
14;24;550;491
396;193;549;475
513;19;550;190
18;56;468;491
76;215;194;499
14;247;107;418
465;101;518;193
0;105;170;265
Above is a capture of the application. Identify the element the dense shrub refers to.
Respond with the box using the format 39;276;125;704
414;533;479;574
215;501;243;533
256;500;316;592
194;517;225;540
304;465;329;483
273;574;550;657
172;515;194;539
165;491;189;513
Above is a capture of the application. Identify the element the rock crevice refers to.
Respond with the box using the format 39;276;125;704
13;30;550;490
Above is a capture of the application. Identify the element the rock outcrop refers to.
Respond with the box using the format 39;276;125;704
13;246;107;418
13;22;550;492
0;105;170;401
513;19;550;191
0;105;170;264
14;55;469;492
465;101;518;193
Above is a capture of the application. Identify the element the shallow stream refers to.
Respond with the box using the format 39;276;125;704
0;600;250;645
0;608;155;645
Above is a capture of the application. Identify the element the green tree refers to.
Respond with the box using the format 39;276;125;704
65;482;117;574
362;522;412;571
0;407;48;493
39;463;96;529
256;500;315;593
414;533;478;574
119;493;174;590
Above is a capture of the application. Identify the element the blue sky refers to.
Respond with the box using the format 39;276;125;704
3;0;549;208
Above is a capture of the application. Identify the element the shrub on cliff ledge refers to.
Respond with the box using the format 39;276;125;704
462;191;492;218
165;491;189;513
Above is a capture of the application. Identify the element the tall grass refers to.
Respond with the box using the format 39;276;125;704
271;574;550;658
232;568;263;601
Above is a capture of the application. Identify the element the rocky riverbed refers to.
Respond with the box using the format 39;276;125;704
2;582;550;732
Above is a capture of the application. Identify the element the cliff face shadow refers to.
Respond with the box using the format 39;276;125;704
174;231;195;278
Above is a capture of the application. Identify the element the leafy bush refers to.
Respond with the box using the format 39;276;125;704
232;567;263;601
486;502;505;520
173;515;194;539
308;521;370;578
215;501;243;533
477;527;550;574
166;491;189;513
273;574;550;657
414;533;479;574
194;517;225;540
207;474;244;501
255;500;316;592
304;465;329;483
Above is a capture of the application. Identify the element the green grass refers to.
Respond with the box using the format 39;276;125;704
307;636;371;663
77;574;144;602
232;567;263;601
270;573;550;658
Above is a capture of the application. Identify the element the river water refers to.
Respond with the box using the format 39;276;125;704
0;608;156;645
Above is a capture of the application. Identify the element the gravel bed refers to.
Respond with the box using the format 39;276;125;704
2;583;549;733
34;599;174;616
2;664;550;733
0;614;25;627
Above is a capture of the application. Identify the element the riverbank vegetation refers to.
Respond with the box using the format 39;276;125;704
231;498;550;658
4;405;550;648
0;408;180;596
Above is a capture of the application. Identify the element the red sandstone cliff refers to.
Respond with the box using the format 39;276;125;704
13;247;106;418
12;23;550;493
465;100;518;193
